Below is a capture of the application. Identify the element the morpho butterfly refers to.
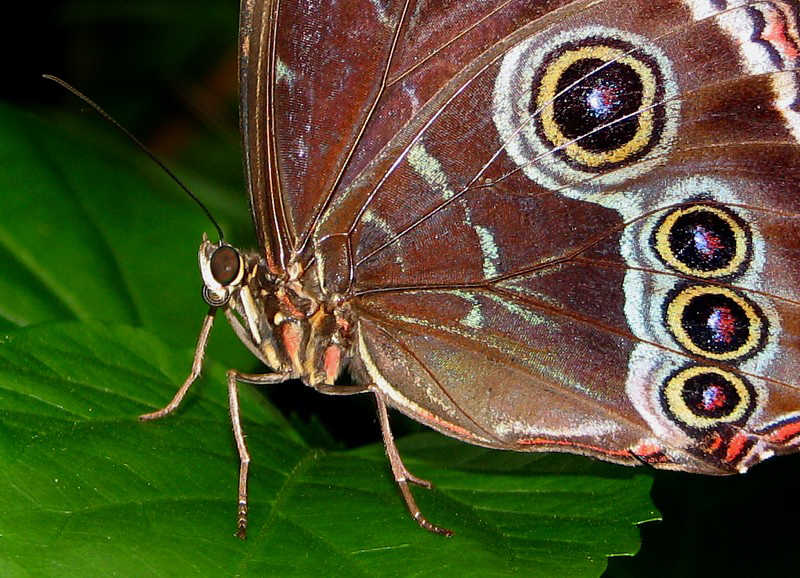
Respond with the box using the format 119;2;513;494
140;0;800;538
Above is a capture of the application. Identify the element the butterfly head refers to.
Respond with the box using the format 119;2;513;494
199;235;246;307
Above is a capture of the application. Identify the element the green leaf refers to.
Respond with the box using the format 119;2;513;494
0;101;252;363
0;322;655;576
0;104;656;575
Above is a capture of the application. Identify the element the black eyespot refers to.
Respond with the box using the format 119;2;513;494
532;37;667;172
664;284;766;361
552;58;643;152
492;27;679;191
661;365;756;431
210;246;241;286
681;372;741;420
653;204;750;278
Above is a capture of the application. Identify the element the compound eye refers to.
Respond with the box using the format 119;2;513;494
210;246;240;286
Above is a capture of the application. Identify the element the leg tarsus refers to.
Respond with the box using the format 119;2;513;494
406;473;434;490
228;369;252;540
139;309;217;421
236;500;248;540
370;385;453;537
224;368;290;539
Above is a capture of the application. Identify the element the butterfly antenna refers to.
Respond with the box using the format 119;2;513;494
43;74;225;241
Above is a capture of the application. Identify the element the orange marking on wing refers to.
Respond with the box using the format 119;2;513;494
763;7;800;61
767;420;800;444
725;432;750;464
517;437;632;458
631;441;670;464
707;432;724;453
632;441;663;456
415;407;478;440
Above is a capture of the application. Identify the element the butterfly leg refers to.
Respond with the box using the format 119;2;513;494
227;369;292;539
370;385;453;537
139;308;217;421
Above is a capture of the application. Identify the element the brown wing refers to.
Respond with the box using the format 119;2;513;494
239;0;420;272
252;0;800;473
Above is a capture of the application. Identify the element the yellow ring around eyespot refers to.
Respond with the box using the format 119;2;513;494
666;285;762;361
663;365;750;429
536;45;658;168
654;205;748;278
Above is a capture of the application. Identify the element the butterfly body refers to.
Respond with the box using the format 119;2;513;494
200;240;352;387
144;0;800;537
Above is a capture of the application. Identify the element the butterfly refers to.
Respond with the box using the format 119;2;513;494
140;0;800;539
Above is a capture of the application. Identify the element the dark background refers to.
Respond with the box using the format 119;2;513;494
5;1;800;575
3;0;243;208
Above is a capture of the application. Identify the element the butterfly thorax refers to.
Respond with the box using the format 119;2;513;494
198;236;353;387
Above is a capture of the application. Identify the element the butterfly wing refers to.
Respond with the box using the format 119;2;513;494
239;0;419;272
250;0;800;473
